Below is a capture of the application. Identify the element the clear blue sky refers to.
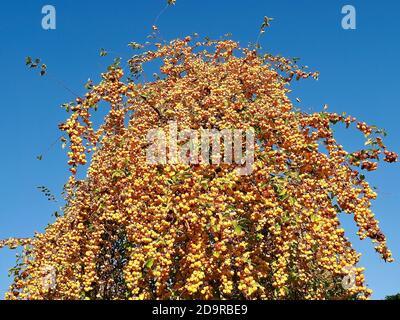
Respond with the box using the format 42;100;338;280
0;0;399;299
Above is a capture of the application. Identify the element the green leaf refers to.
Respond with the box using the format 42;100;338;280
329;118;339;125
234;224;243;235
261;16;274;30
306;144;315;151
144;258;154;269
212;224;219;232
40;66;47;76
100;48;108;57
333;204;342;213
364;138;373;146
128;42;144;50
85;79;94;90
112;170;125;179
282;213;290;224
277;189;289;201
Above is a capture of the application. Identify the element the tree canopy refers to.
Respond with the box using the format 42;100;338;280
1;35;397;300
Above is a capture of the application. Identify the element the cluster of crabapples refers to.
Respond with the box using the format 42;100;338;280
2;35;397;300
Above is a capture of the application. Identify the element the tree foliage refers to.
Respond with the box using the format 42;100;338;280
0;35;397;300
385;293;400;300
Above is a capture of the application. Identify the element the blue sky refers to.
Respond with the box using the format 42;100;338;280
0;0;399;299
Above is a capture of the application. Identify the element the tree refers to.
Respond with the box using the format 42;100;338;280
385;293;400;300
0;36;397;300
